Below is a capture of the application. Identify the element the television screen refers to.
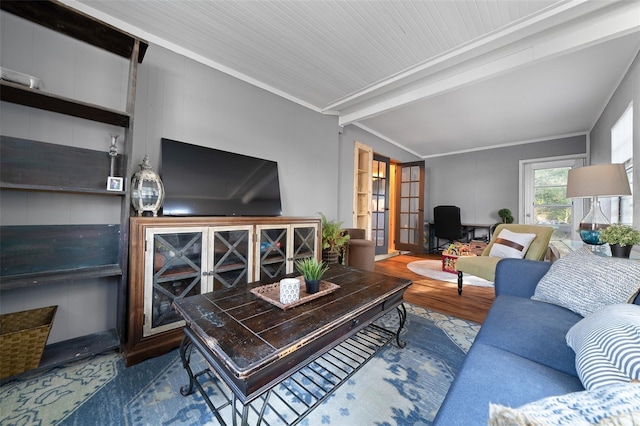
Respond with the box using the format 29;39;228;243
161;138;283;217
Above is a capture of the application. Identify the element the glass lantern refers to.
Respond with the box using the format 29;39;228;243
131;154;164;216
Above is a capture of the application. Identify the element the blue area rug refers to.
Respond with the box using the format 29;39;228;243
0;304;479;425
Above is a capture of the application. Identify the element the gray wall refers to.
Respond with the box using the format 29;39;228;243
133;44;341;219
590;51;640;226
424;135;587;225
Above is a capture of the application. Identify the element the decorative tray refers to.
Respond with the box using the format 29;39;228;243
250;277;340;310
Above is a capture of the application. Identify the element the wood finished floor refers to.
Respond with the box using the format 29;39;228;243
374;253;494;324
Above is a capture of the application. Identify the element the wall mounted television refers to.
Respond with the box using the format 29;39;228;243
160;138;283;217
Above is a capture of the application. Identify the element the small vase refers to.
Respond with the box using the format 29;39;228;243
305;279;320;294
609;244;632;258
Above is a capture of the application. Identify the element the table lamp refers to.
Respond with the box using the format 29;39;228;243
566;163;631;245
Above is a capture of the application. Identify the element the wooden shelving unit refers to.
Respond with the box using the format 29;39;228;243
353;141;373;237
0;0;148;368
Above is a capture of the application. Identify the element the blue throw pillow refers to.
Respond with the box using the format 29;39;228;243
566;303;640;390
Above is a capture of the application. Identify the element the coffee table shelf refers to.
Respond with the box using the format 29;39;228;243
179;320;396;425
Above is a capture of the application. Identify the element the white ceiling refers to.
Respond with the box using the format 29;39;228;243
63;0;640;158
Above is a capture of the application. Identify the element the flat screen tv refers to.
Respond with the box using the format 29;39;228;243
161;138;283;217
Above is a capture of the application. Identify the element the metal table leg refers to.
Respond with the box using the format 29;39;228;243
395;303;407;348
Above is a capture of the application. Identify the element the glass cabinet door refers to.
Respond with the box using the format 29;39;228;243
144;228;207;337
209;226;253;291
256;225;288;281
256;223;318;281
290;224;317;264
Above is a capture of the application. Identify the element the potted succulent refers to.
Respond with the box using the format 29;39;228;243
320;213;350;264
598;224;640;258
295;257;329;294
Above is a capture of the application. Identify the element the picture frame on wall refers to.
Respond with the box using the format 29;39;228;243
107;176;124;191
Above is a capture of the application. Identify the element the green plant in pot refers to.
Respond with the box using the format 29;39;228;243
295;257;329;294
320;213;350;264
598;224;640;258
490;208;515;236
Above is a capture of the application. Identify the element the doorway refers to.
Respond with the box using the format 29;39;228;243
394;161;425;252
372;155;390;255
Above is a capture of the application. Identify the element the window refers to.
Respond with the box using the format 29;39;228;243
611;102;633;225
521;157;585;240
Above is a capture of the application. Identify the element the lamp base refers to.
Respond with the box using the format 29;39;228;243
578;225;607;245
578;199;609;245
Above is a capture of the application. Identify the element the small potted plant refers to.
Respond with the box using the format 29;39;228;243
490;208;514;236
598;224;640;258
498;208;514;224
295;257;329;294
320;213;350;264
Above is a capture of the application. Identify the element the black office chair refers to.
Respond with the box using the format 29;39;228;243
433;205;471;251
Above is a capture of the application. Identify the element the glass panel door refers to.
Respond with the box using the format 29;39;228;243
210;226;253;291
290;225;317;264
144;228;206;337
256;225;288;280
395;161;424;252
372;155;390;255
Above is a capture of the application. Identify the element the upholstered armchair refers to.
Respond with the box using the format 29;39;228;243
342;228;375;271
455;224;554;295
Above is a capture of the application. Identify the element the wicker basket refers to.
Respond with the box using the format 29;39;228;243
1;305;57;379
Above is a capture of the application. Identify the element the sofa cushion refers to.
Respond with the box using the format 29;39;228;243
566;303;640;390
488;382;640;425
489;229;537;259
475;295;583;376
532;248;640;317
433;342;584;426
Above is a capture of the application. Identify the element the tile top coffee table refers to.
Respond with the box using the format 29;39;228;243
173;264;411;425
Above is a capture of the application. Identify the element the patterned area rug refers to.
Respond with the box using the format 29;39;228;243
407;260;494;287
0;304;479;426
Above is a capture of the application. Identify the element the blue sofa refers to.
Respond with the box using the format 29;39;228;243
433;258;640;425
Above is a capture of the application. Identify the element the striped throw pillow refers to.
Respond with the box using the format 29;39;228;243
566;304;640;390
488;229;536;259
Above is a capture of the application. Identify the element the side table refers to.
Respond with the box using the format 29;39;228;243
548;240;639;262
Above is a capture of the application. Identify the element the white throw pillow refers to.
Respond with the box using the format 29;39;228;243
532;248;640;317
488;229;537;259
566;304;640;390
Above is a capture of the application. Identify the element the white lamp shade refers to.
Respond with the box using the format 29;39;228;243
566;163;631;198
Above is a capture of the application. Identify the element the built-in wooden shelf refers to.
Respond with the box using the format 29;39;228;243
1;136;126;194
0;81;131;127
0;265;123;291
0;224;122;290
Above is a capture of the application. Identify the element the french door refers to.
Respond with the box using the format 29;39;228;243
372;155;390;255
394;161;425;252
